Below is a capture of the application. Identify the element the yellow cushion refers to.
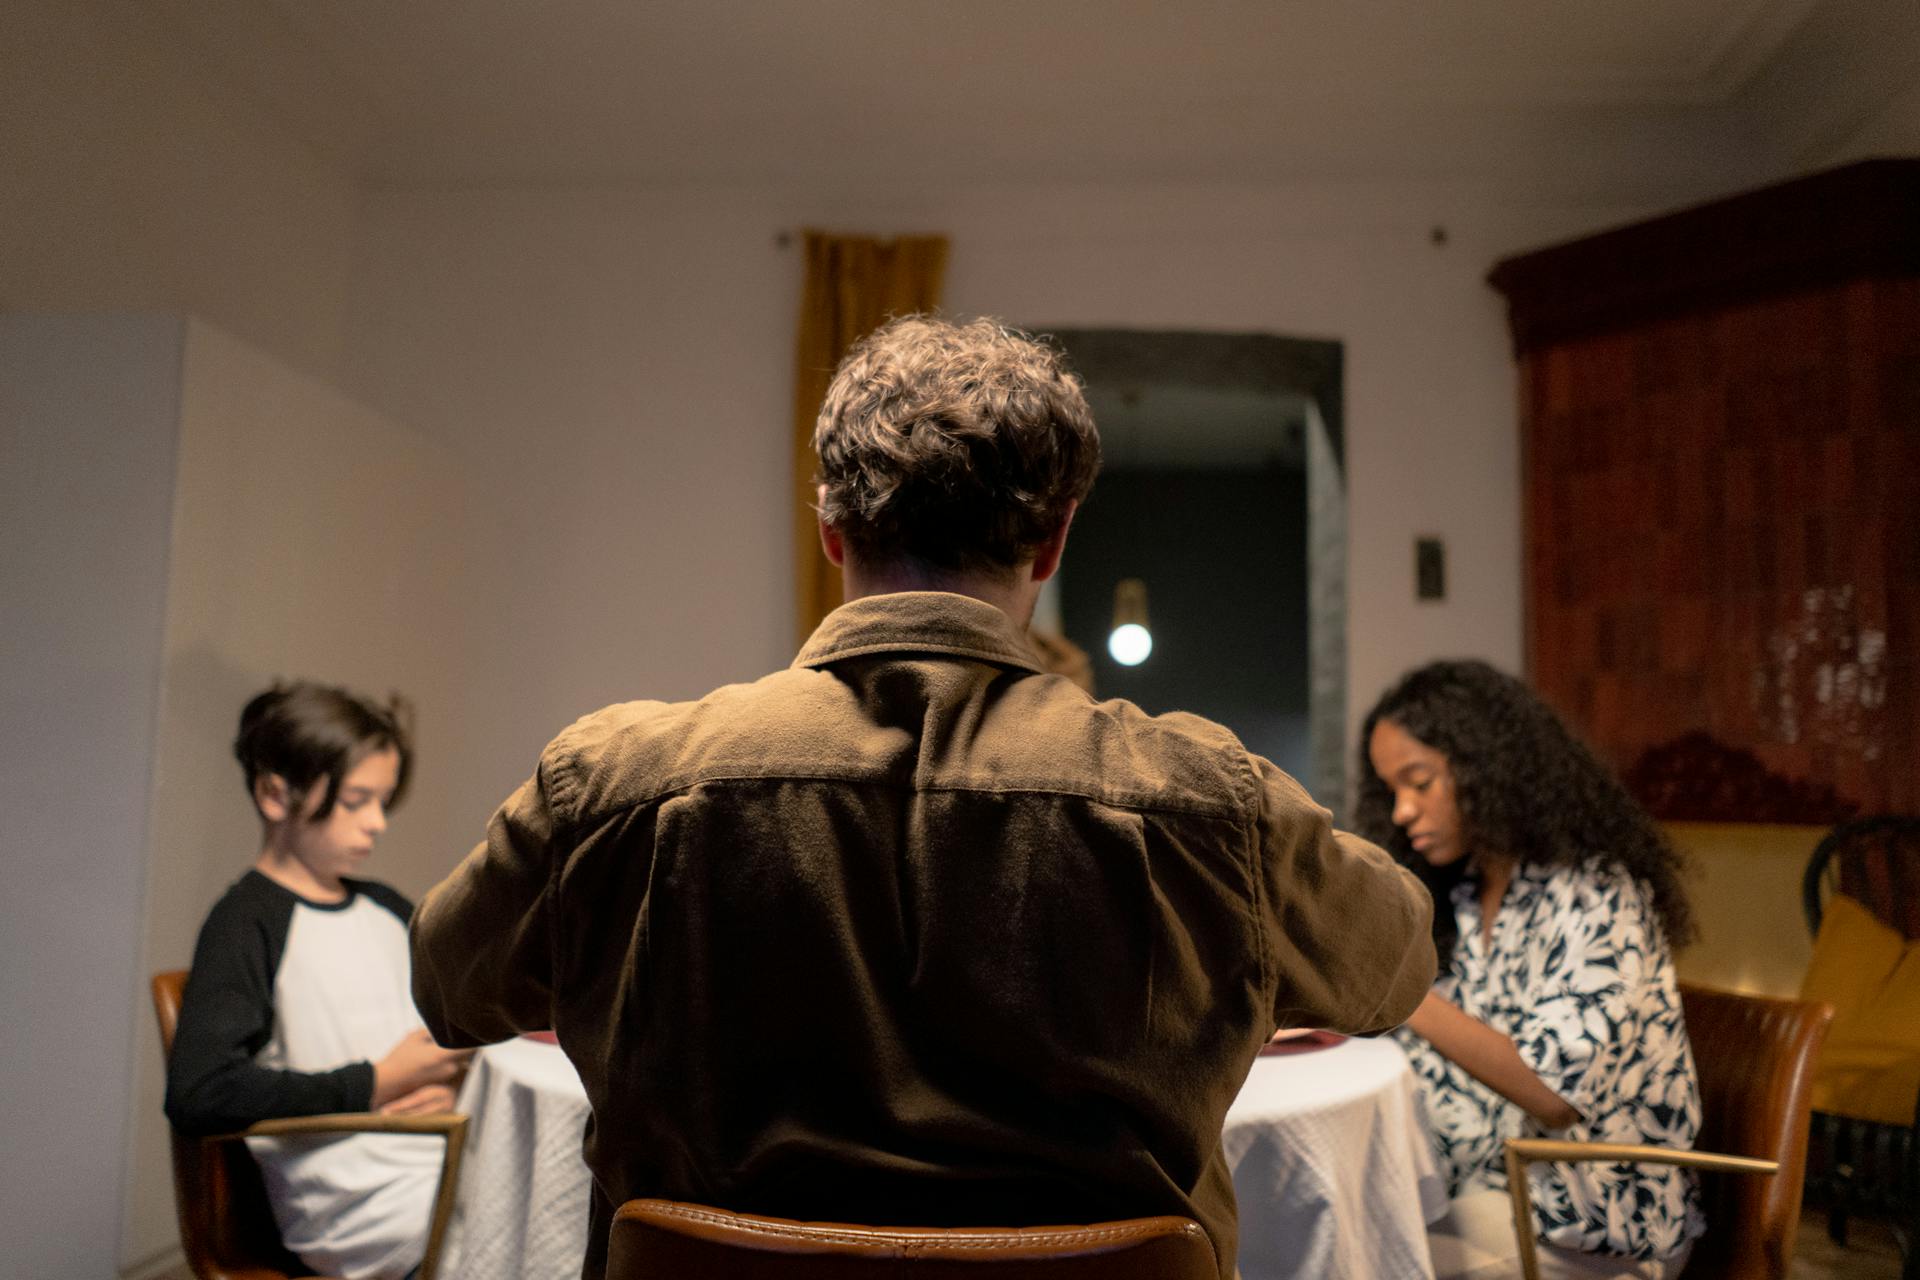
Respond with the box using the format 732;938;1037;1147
1810;1042;1920;1126
1803;893;1920;1126
1802;894;1906;1012
1876;940;1920;1015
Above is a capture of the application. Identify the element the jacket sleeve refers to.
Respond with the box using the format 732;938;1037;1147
411;764;562;1048
1253;758;1437;1035
164;900;374;1135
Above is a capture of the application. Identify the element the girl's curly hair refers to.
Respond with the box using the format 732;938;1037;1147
813;316;1100;575
1355;659;1695;970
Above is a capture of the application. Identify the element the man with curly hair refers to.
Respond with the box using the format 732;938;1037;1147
412;315;1436;1280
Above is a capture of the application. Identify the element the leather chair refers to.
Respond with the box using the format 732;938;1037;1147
152;969;469;1280
1502;982;1831;1280
606;1199;1218;1279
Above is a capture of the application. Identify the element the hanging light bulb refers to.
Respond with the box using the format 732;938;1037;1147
1108;578;1152;666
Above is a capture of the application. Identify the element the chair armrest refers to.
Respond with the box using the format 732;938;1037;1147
1504;1137;1777;1177
208;1112;470;1280
237;1112;467;1140
1500;1137;1777;1280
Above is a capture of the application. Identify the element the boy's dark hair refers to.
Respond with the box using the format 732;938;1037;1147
813;315;1101;576
234;682;414;823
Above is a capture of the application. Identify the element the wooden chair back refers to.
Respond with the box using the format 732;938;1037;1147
152;969;309;1280
606;1199;1219;1280
1802;815;1920;940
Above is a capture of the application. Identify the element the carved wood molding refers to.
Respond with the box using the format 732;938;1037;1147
1488;159;1920;355
1626;731;1861;825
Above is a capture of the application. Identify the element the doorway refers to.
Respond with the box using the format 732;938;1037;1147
1039;328;1347;813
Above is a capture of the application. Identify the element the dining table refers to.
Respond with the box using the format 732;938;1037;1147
445;1031;1446;1280
1224;1032;1448;1279
442;1034;596;1280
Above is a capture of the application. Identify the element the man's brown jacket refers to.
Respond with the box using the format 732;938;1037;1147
412;591;1436;1279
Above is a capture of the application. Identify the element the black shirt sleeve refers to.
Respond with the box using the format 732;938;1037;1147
164;874;375;1135
352;877;415;926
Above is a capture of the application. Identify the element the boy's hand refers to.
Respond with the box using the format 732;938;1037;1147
378;1083;458;1115
372;1029;473;1107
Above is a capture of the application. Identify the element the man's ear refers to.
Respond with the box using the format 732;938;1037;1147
818;518;846;568
253;773;294;824
1030;501;1078;584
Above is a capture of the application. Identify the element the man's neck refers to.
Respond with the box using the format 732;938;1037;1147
840;558;1038;630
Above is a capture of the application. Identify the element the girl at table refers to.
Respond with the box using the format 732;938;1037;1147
166;682;468;1280
1357;660;1703;1280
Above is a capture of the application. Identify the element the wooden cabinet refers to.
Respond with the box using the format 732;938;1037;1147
1490;160;1919;818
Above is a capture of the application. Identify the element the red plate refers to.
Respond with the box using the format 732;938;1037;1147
1258;1029;1347;1056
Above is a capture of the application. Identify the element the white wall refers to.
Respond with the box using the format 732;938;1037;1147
0;0;359;379
339;180;1663;772
117;321;481;1273
1832;80;1920;161
932;180;1585;743
340;190;804;799
1;314;185;1279
0;310;483;1276
0;47;391;1274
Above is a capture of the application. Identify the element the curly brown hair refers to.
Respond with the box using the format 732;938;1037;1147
813;316;1101;575
1355;660;1696;970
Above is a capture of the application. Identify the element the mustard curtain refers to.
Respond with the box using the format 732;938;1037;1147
792;231;949;646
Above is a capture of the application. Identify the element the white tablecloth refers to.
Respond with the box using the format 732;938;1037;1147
1224;1035;1448;1280
446;1034;1444;1280
446;1037;595;1280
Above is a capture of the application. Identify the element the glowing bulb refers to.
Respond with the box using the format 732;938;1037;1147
1108;623;1153;666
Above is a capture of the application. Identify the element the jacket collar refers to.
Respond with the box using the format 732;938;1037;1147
793;592;1044;674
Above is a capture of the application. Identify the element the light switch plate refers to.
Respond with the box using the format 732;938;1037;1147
1416;538;1445;601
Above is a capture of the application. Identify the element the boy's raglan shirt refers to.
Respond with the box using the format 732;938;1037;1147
167;871;442;1280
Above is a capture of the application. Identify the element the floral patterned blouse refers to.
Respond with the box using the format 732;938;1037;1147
1395;859;1707;1260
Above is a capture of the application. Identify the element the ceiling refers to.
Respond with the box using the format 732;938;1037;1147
1087;383;1309;471
149;0;1916;195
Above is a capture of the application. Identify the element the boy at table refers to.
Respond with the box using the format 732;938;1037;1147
411;316;1437;1280
166;682;469;1280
